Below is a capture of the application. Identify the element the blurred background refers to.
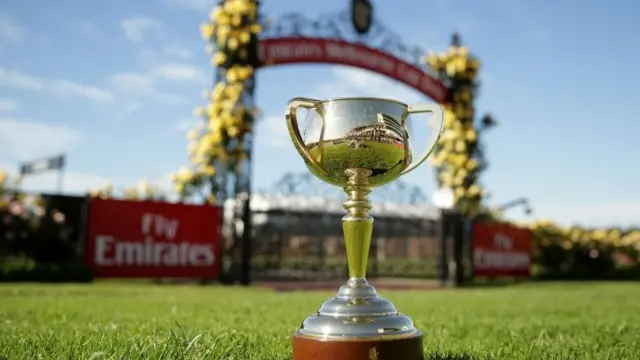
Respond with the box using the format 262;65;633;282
1;0;639;285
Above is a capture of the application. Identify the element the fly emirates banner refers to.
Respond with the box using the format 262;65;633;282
85;199;222;279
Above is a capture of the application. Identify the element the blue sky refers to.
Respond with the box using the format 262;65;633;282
0;0;638;227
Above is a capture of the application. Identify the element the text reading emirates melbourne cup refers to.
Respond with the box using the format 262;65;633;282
258;38;448;103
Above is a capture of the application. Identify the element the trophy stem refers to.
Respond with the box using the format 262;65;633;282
342;168;374;280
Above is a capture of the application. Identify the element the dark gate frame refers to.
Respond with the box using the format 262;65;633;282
198;1;476;285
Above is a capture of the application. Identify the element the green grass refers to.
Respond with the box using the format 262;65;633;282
0;282;638;359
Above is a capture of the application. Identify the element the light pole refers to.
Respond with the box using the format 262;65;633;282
433;188;464;286
497;197;532;216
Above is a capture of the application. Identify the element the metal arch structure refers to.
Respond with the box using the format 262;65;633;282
208;2;484;285
256;10;450;103
260;10;427;67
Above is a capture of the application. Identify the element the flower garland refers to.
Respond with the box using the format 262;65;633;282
426;36;495;217
173;0;261;204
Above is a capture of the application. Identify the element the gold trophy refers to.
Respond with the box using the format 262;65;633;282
286;97;443;360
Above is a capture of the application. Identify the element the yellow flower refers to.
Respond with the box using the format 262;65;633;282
453;154;468;168
228;37;239;51
429;152;446;166
210;8;224;22
467;185;481;196
199;165;216;176
200;23;214;40
124;186;138;200
249;24;261;33
592;230;606;240
239;31;251;44
187;130;198;140
465;159;478;170
193;106;207;118
138;180;149;193
443;139;454;151
212;52;227;66
465;129;477;142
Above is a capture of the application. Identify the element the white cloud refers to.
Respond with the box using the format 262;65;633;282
20;171;112;196
51;79;114;102
70;20;100;38
0;161;182;197
174;117;199;133
109;72;184;105
165;45;193;59
503;0;551;42
110;72;155;92
148;171;177;194
507;201;640;228
0;98;19;112
0;117;84;160
0;163;179;197
152;63;204;82
527;23;550;42
0;67;114;103
112;100;145;121
0;13;25;46
108;62;206;105
0;158;111;196
136;48;158;63
0;67;42;91
161;0;215;11
120;16;162;43
310;67;428;104
254;115;290;149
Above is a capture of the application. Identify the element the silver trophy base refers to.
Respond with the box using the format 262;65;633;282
295;277;420;340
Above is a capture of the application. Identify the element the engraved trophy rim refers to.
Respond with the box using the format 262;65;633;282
312;96;410;108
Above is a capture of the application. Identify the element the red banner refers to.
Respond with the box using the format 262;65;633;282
258;37;449;104
472;223;532;277
85;199;222;279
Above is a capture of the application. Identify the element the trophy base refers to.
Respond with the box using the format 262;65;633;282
292;278;423;360
292;332;424;360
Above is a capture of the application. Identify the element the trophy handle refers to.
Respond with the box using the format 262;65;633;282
285;97;328;174
400;103;444;176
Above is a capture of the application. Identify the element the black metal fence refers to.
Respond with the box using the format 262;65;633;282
1;174;464;284
241;172;445;281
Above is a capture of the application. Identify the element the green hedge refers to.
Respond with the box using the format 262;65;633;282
533;243;640;280
0;261;94;283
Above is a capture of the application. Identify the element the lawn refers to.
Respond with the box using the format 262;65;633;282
0;282;638;360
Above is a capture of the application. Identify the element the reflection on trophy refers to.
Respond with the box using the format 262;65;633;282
286;97;444;360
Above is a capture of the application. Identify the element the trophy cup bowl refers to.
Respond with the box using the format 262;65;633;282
286;97;444;360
